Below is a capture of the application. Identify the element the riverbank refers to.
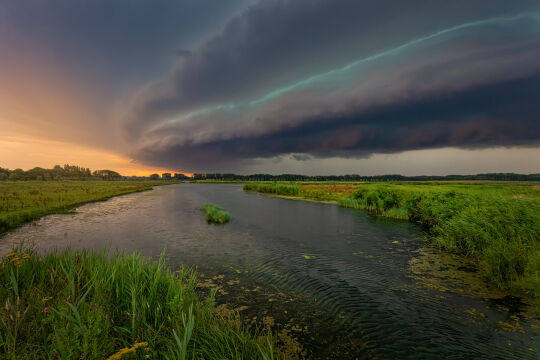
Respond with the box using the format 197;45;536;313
0;180;179;235
243;182;540;309
0;249;280;359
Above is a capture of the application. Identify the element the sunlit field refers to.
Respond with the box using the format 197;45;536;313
0;181;173;234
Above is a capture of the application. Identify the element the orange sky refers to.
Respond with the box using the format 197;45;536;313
0;135;189;176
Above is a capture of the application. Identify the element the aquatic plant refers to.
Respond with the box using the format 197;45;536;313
0;249;277;359
202;204;232;224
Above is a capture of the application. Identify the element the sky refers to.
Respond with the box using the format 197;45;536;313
0;0;539;176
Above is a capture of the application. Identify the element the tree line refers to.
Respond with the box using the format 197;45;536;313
1;165;538;182
192;173;540;182
0;165;122;181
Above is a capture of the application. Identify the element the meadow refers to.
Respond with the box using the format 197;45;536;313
0;181;174;234
0;249;278;359
244;182;540;306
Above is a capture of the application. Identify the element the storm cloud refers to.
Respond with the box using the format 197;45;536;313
1;0;539;174
123;0;540;171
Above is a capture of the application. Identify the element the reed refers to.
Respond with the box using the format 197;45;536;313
0;249;277;359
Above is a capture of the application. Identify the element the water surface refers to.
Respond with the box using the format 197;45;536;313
1;184;538;359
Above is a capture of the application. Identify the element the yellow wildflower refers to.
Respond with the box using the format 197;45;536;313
9;256;20;263
21;253;31;259
106;342;147;360
42;297;53;303
145;356;150;359
144;347;150;352
4;252;18;259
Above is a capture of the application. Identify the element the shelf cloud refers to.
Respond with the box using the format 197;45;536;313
124;0;540;170
1;0;539;174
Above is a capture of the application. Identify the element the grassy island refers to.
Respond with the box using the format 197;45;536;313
202;204;232;224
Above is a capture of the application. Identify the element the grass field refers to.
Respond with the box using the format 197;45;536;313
244;182;540;306
0;249;279;359
0;181;176;234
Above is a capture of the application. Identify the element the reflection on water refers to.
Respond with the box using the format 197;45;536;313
1;184;538;359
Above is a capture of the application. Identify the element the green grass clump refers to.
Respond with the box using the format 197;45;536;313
0;181;173;234
202;204;232;224
0;249;278;359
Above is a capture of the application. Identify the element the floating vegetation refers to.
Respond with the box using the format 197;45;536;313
495;320;525;333
201;203;231;224
409;247;508;300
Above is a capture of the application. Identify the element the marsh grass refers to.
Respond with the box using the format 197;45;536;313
243;183;300;196
0;249;277;359
0;181;172;234
244;182;540;307
202;204;232;224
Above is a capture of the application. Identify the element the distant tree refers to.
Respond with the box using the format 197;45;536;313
149;173;160;180
92;170;122;180
173;173;189;180
162;173;172;180
0;167;9;181
9;169;24;181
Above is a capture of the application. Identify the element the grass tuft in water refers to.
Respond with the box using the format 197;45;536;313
202;204;232;224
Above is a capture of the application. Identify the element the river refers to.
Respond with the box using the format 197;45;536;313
1;183;538;359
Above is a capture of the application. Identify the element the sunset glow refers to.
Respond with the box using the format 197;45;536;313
0;135;186;176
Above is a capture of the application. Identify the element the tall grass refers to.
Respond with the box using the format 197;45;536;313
202;204;232;224
0;181;170;234
243;183;300;196
243;182;540;304
0;249;277;359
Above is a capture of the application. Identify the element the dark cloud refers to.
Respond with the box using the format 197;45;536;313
132;72;540;171
125;0;540;171
126;0;540;129
290;154;312;162
175;49;193;57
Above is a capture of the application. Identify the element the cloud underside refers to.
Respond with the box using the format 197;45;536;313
123;0;540;171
